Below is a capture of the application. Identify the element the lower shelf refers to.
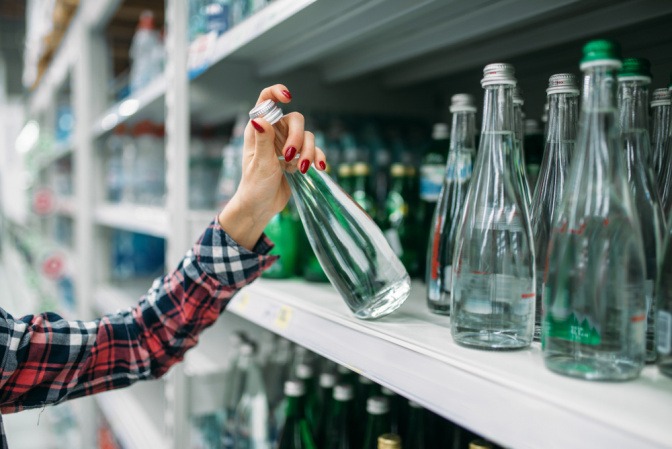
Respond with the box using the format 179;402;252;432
231;278;672;449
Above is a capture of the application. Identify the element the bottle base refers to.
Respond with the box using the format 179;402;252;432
351;276;411;320
544;354;642;381
427;302;451;315
453;330;530;350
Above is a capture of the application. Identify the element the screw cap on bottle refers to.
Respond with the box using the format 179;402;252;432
481;63;516;87
450;93;477;113
239;341;256;356
352;162;371;176
249;99;284;125
333;384;354;401
469;440;494;449
546;73;579;95
284;380;305;397
296;363;314;379
651;88;671;107
617;57;652;82
319;372;337;388
378;434;402;449
580;39;622;70
432;123;450;139
390;163;406;177
366;396;389;414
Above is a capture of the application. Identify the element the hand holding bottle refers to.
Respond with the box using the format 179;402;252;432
217;84;327;250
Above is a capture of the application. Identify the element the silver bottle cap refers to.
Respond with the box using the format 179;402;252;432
450;93;477;113
333;384;354;401
366;396;389;414
249;99;284;125
239;341;255;356
481;63;516;87
296;363;314;379
546;73;580;95
651;88;671;107
319;372;337;388
284;380;305;397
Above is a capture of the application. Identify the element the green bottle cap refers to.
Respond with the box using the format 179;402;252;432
580;39;622;69
618;57;652;80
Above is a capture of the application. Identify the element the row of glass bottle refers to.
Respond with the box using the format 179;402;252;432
191;329;502;449
423;39;672;381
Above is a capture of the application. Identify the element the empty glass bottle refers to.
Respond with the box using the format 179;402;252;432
530;73;579;340
618;57;666;363
249;101;411;320
650;88;670;181
513;87;533;209
543;40;647;381
426;93;477;315
362;397;391;449
277;380;317;449
656;228;672;378
451;63;536;350
324;384;357;449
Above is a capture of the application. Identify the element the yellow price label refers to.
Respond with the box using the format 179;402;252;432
275;305;293;330
236;292;250;312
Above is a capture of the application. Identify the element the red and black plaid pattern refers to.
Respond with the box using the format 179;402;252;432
0;219;277;448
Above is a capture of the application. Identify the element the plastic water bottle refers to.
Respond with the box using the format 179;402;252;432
129;10;163;94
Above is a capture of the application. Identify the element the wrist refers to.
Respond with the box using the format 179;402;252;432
218;196;272;251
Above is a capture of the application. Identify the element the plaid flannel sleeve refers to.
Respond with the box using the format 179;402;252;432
0;219;277;413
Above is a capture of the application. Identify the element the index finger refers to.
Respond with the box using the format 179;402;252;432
256;84;293;105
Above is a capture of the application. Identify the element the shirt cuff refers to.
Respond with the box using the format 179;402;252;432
193;218;279;290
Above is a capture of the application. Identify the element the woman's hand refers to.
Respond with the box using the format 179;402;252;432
217;84;327;250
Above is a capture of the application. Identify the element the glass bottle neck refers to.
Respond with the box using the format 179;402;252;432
546;92;579;144
285;395;305;419
580;65;618;114
481;84;516;135
450;110;476;152
618;79;650;133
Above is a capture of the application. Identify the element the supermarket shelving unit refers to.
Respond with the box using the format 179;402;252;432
23;0;672;448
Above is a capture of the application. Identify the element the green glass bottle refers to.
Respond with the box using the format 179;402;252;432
354;375;380;442
277;380;317;449
405;401;427;449
362;396;391;449
314;372;337;445
262;206;299;279
338;163;354;195
382;163;419;277
324;384;357;449
295;364;319;434
380;387;405;437
352;162;376;218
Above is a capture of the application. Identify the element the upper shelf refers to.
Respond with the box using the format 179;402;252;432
232;278;672;449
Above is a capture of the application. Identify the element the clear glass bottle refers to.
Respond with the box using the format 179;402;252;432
530;73;580;340
451;63;536;350
650;88;670;181
324;384;356;449
233;342;271;449
249;100;411;320
617;57;666;363
655;87;672;216
362;397;391;449
656;228;672;378
513;87;533;209
543;40;647;381
426;94;477;315
277;380;318;449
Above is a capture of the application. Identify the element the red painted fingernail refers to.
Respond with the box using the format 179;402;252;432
251;120;264;133
318;161;326;170
299;159;310;174
282;90;292;99
284;146;297;162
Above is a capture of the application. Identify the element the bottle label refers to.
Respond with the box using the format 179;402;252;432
420;164;445;201
473;205;525;232
546;311;602;346
458;272;534;314
446;152;473;182
657;310;672;355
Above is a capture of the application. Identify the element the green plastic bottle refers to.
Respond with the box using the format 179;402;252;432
262;206;300;279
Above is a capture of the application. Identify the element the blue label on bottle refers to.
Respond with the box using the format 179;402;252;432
420;164;444;201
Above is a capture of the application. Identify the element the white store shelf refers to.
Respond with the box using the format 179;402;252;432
231;278;672;449
95;202;168;237
96;383;168;449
